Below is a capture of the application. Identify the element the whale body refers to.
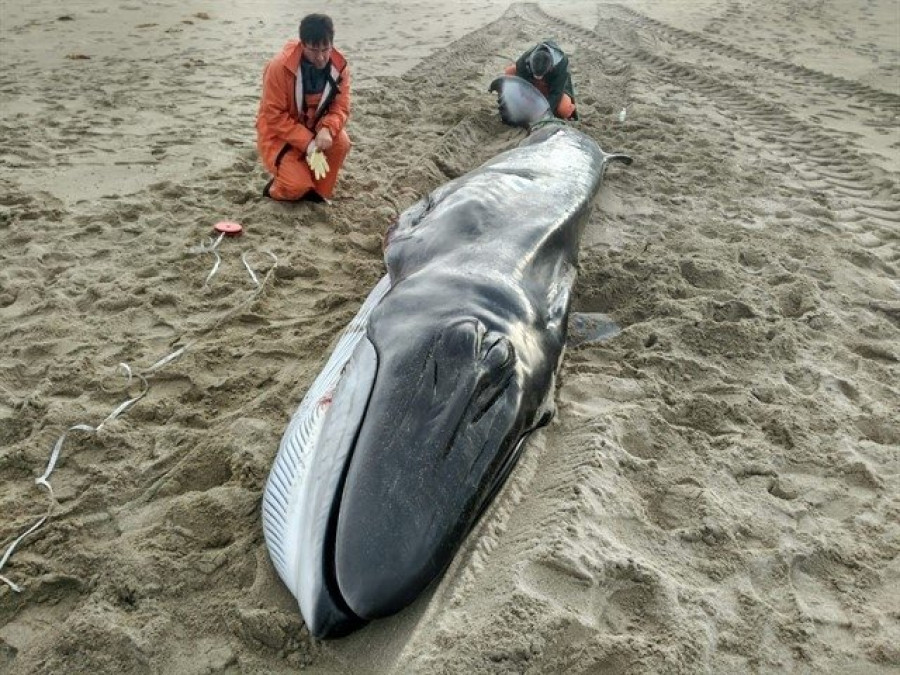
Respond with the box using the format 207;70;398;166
262;76;632;638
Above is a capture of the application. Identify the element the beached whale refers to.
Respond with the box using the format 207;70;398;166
262;76;632;638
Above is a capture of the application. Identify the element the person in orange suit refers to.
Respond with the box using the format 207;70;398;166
256;14;351;202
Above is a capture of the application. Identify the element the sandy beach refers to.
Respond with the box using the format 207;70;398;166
1;0;898;672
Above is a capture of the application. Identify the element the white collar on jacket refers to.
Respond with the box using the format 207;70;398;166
295;58;342;126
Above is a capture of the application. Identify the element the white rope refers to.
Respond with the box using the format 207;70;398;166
0;241;279;592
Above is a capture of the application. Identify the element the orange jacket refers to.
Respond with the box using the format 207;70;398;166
256;40;351;169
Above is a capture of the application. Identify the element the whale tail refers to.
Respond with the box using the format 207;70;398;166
489;75;554;129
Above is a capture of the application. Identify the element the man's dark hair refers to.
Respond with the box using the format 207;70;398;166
528;46;553;78
299;14;334;45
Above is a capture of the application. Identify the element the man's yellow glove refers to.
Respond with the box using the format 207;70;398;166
305;141;330;181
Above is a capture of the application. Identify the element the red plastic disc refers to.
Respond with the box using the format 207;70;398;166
213;221;243;236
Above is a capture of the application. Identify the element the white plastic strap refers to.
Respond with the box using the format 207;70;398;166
190;233;226;285
204;249;222;286
144;346;186;374
0;499;52;593
242;251;278;288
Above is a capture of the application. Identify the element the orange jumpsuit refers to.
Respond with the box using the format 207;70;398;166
256;41;351;201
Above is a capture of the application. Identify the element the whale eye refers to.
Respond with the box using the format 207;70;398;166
398;194;436;230
470;335;516;426
482;334;514;371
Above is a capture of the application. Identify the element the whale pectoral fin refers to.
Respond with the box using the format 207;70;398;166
602;152;634;167
547;287;570;333
546;264;576;333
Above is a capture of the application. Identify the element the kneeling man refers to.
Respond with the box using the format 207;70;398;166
256;13;351;202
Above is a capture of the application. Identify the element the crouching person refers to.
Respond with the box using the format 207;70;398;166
504;40;578;121
257;13;351;202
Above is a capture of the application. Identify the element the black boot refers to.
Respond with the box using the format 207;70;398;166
300;190;326;203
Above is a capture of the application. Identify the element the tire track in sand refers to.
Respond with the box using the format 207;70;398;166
519;3;899;268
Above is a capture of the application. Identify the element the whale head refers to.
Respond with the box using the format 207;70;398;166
324;286;533;619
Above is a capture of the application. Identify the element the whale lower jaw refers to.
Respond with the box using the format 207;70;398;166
261;277;390;636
